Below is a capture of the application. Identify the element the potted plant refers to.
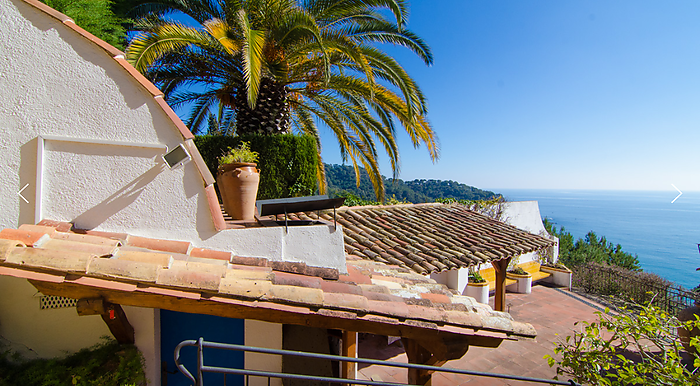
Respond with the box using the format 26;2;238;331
465;269;490;304
540;261;573;290
216;142;260;220
506;266;532;294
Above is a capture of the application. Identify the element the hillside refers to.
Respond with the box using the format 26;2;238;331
325;164;497;203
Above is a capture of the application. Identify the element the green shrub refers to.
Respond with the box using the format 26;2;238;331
0;339;145;386
546;304;700;385
195;134;318;200
218;142;259;165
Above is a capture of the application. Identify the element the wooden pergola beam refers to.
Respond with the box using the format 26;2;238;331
29;279;509;347
76;298;134;344
401;337;470;386
491;257;511;312
341;330;358;381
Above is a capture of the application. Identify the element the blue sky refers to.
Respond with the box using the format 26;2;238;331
319;1;700;192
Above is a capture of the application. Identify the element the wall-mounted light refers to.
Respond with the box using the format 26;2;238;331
162;143;192;169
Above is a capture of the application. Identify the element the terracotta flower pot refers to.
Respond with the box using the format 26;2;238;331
465;281;490;304
217;162;260;220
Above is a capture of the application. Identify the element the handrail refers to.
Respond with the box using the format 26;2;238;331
174;337;580;386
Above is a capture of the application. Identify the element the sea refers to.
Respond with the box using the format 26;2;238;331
496;189;700;290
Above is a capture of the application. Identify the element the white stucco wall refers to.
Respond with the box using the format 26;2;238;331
123;306;160;386
430;268;468;295
0;1;345;383
0;276;110;358
245;320;283;386
502;201;557;264
0;0;346;267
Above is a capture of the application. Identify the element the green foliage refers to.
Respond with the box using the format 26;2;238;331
508;266;528;276
326;164;497;204
468;270;486;283
543;218;641;270
0;339;145;386
546;304;700;385
195;134;318;199
218;141;259;165
41;0;128;50
126;0;439;201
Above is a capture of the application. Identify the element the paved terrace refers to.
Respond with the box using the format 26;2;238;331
358;285;604;385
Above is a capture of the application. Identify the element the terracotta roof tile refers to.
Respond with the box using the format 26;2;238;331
51;232;121;247
40;239;116;256
156;268;220;291
190;247;232;261
37;220;73;232
323;292;369;313
219;277;272;299
0;228;49;246
62;20;124;57
87;257;160;282
230;255;269;267
153;96;194;139
126;235;191;254
320;280;363;295
6;248;91;273
116;251;173;267
272;271;323;289
0;240;25;261
18;224;57;236
267;284;324;307
0;221;537;341
296;203;556;275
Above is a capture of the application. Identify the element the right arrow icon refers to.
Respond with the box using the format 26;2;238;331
671;184;683;204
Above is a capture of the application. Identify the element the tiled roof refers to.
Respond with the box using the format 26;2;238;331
0;221;536;342
272;203;555;275
17;0;226;231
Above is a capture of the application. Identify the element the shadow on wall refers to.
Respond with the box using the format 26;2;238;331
72;164;164;229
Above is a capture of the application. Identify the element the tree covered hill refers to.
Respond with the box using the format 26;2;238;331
325;164;497;203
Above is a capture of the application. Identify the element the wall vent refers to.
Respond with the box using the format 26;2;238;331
39;295;77;310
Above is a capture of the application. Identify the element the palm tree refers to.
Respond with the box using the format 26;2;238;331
126;0;438;200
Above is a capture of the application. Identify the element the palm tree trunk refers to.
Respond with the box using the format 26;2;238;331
235;78;290;135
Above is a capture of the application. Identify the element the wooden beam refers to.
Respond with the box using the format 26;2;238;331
29;279;508;347
491;257;511;312
401;337;470;386
101;303;135;344
76;297;134;344
341;331;357;382
76;298;106;315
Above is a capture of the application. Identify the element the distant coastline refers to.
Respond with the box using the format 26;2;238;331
497;189;700;289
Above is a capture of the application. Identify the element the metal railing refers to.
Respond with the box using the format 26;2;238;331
174;337;580;386
573;263;699;314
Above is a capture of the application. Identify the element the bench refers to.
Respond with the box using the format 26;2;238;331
479;261;551;292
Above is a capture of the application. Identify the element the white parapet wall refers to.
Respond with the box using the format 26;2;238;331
502;201;558;265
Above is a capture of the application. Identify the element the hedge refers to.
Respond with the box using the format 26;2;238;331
194;134;318;200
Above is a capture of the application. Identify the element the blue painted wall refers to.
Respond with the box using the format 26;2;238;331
160;310;245;385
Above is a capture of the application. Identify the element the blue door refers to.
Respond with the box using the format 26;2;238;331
160;310;245;386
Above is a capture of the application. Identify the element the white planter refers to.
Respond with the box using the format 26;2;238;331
506;273;532;294
465;282;489;304
541;266;572;290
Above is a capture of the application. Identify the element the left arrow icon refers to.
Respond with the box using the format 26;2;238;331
17;183;29;204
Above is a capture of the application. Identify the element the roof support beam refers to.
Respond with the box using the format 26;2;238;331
29;279;508;348
76;297;134;344
341;330;357;381
402;337;469;385
491;257;511;312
